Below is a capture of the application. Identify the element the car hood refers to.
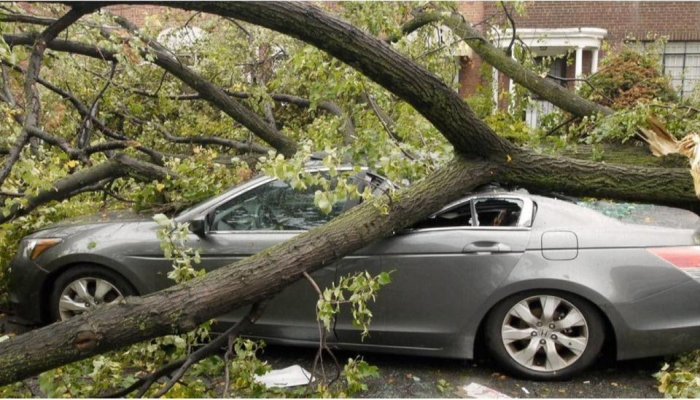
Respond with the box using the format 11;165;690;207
29;210;154;238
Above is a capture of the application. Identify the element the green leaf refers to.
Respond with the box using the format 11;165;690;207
377;272;392;285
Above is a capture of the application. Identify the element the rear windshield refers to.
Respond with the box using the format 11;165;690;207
577;201;700;230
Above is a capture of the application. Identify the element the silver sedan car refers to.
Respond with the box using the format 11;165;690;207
9;167;700;380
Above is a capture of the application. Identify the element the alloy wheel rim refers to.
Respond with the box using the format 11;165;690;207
58;278;124;320
501;295;589;372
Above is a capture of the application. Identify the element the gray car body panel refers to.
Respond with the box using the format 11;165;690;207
9;177;700;361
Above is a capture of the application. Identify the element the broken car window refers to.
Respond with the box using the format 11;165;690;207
411;201;474;230
474;198;523;227
211;178;346;231
411;197;524;230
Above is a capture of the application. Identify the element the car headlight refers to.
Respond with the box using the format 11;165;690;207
22;238;62;260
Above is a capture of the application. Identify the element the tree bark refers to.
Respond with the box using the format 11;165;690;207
0;157;499;385
504;150;697;206
545;143;689;169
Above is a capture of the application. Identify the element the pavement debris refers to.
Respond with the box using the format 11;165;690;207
458;382;511;398
253;365;314;388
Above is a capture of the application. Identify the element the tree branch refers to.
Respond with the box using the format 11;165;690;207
167;3;514;159
109;13;298;157
409;9;613;118
77;62;117;149
500;1;516;57
0;5;100;187
0;154;174;224
121;111;270;154
153;301;267;398
361;92;416;160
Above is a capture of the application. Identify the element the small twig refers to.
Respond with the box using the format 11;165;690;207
99;302;266;399
225;17;252;41
546;74;615;104
500;1;516;57
0;191;25;198
223;334;234;398
544;115;578;137
362;90;417;161
118;109;268;154
650;103;700;115
0;63;15;106
302;272;341;392
77;62;117;148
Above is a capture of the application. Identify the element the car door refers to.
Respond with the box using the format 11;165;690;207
334;195;533;351
194;175;349;343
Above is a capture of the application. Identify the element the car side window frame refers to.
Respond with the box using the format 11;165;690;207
409;195;535;233
202;168;361;234
207;176;299;234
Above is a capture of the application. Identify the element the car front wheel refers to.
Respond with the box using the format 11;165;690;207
50;265;136;322
485;291;604;380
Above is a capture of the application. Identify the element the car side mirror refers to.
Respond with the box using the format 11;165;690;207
189;215;210;237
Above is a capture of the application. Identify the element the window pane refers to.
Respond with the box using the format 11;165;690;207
665;55;684;69
665;42;687;54
474;198;523;227
685;55;700;76
212;178;346;231
686;42;700;53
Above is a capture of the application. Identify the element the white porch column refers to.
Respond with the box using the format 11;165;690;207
575;46;584;89
591;48;600;74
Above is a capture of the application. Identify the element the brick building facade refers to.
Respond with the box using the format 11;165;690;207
457;1;700;118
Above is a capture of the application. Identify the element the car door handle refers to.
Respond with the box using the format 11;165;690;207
462;241;510;254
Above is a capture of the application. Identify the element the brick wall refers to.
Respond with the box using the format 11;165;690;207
484;1;700;43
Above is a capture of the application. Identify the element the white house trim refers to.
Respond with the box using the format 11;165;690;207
495;27;608;53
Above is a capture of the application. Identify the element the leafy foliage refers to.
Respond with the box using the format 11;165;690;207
656;351;700;398
581;46;677;110
316;270;393;339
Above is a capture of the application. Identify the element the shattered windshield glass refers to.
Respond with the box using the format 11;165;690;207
577;200;700;229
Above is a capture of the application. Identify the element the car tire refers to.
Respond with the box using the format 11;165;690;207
485;290;604;380
49;265;137;322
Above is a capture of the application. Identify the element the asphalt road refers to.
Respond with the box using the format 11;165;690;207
0;314;664;398
259;344;664;398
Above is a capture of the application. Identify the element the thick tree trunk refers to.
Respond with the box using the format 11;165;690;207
504;150;697;206
547;143;689;169
0;158;499;385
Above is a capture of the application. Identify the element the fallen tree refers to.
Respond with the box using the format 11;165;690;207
0;1;697;387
